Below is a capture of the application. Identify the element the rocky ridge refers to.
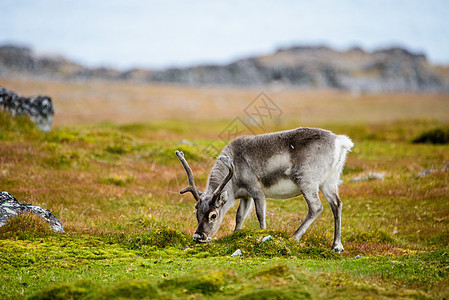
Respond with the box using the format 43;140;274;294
1;44;448;92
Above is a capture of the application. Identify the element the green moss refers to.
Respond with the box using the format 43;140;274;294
159;270;231;295
252;264;292;279
28;280;96;300
2;234;448;299
29;279;159;300
237;288;311;300
208;230;339;259
127;228;192;251
100;280;159;299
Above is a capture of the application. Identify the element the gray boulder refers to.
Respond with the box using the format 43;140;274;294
0;87;54;132
0;191;64;233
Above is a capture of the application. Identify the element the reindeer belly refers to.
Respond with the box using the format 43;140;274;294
263;178;301;199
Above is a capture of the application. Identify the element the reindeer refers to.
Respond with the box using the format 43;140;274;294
175;127;353;252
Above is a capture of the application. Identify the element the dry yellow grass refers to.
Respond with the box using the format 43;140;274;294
1;78;448;127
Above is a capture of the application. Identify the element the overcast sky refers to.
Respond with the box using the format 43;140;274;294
1;0;448;69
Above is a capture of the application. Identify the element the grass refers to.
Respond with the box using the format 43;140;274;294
0;81;449;299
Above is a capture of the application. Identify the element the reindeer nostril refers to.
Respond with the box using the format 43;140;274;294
193;232;206;242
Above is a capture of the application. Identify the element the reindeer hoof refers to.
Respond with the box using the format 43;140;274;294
332;244;344;253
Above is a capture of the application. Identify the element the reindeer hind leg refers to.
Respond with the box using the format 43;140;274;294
320;182;344;253
292;183;323;240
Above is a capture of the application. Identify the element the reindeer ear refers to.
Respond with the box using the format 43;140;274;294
215;191;228;207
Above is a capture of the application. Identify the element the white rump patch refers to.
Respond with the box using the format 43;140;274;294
331;135;354;178
336;135;354;151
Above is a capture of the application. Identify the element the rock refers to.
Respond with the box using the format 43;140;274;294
261;235;273;243
231;249;243;257
417;169;436;177
350;173;385;182
0;87;54;132
179;139;197;146
0;191;64;233
417;165;449;177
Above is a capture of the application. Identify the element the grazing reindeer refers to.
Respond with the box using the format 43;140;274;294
175;127;353;252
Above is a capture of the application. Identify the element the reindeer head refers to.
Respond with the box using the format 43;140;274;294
175;150;234;243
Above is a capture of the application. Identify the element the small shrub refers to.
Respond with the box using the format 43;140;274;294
342;165;364;175
0;111;42;140
46;130;82;143
45;151;83;169
427;231;449;247
135;215;166;230
105;143;129;154
153;144;203;165
119;123;147;133
99;173;135;186
0;110;13;130
347;229;396;244
412;127;449;144
0;213;52;240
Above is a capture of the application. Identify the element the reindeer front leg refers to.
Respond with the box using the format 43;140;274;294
235;198;253;231
253;192;267;230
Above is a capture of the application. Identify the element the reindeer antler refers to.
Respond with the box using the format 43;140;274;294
212;155;234;198
175;150;202;201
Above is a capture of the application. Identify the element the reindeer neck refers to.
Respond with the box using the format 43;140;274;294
205;159;233;194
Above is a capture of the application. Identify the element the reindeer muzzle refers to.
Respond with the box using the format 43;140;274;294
193;232;211;243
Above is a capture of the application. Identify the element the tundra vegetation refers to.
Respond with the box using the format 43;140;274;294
0;80;448;299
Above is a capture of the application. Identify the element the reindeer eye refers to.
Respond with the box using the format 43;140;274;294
209;212;217;220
